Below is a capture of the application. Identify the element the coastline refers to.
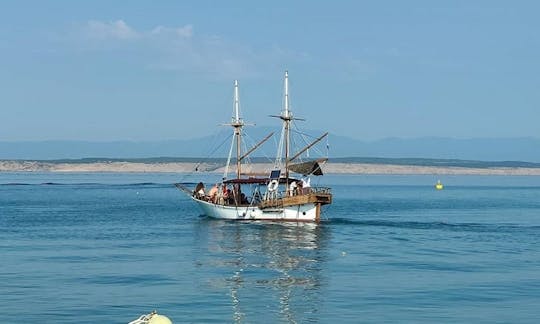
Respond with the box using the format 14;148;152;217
2;160;540;175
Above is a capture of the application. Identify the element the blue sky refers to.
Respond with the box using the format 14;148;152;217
1;1;538;141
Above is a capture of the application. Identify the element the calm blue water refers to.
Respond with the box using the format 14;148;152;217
1;172;540;323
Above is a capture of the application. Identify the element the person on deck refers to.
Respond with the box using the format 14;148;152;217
226;188;233;205
208;184;219;202
197;187;205;198
302;177;311;194
296;180;303;195
289;181;297;196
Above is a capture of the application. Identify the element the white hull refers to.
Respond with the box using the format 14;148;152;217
193;197;321;222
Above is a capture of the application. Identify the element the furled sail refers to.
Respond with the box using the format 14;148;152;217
287;158;327;176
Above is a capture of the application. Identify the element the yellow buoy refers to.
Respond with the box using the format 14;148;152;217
129;311;172;324
148;314;172;324
435;180;444;190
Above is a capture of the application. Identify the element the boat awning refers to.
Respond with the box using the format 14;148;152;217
287;159;326;176
223;176;300;185
223;178;269;184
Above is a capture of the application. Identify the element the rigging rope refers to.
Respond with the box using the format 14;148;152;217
290;122;326;160
176;132;233;185
242;131;274;165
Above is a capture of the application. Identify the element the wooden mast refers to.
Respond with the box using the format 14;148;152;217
232;80;243;180
224;80;265;180
223;80;245;181
283;71;291;187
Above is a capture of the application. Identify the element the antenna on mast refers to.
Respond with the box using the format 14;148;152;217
283;70;290;119
233;80;241;123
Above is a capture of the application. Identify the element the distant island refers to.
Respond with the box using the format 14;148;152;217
2;157;540;175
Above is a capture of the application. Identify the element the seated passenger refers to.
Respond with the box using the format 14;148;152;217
208;184;219;202
225;188;233;205
240;192;248;204
197;187;205;197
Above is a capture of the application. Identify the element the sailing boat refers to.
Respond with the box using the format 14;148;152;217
176;71;332;222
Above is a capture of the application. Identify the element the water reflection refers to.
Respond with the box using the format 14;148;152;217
194;219;329;323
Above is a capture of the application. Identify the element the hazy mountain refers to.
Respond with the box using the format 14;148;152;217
2;131;540;162
327;136;540;162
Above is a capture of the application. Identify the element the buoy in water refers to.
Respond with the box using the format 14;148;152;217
148;314;172;324
435;180;444;190
128;310;172;324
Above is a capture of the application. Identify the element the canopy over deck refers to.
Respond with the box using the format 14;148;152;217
287;158;327;176
223;176;300;185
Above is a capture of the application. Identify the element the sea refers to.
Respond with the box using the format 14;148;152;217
1;172;540;323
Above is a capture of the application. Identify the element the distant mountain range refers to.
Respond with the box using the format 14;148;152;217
2;130;540;163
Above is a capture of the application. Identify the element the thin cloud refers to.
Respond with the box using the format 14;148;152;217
79;19;304;79
84;20;193;41
151;25;193;38
86;20;140;40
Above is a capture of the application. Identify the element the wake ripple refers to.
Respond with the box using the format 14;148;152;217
0;182;186;188
326;217;540;233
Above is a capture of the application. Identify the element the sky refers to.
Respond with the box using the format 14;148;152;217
0;1;539;142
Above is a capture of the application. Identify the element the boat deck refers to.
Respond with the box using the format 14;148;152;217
191;187;332;210
260;187;332;209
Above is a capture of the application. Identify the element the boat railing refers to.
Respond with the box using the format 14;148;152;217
195;186;332;208
269;186;332;200
291;187;332;196
276;186;332;198
260;186;332;209
306;187;332;195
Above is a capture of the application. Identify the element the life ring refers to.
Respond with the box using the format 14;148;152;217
267;179;279;192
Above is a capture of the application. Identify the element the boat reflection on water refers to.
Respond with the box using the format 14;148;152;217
193;218;329;323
